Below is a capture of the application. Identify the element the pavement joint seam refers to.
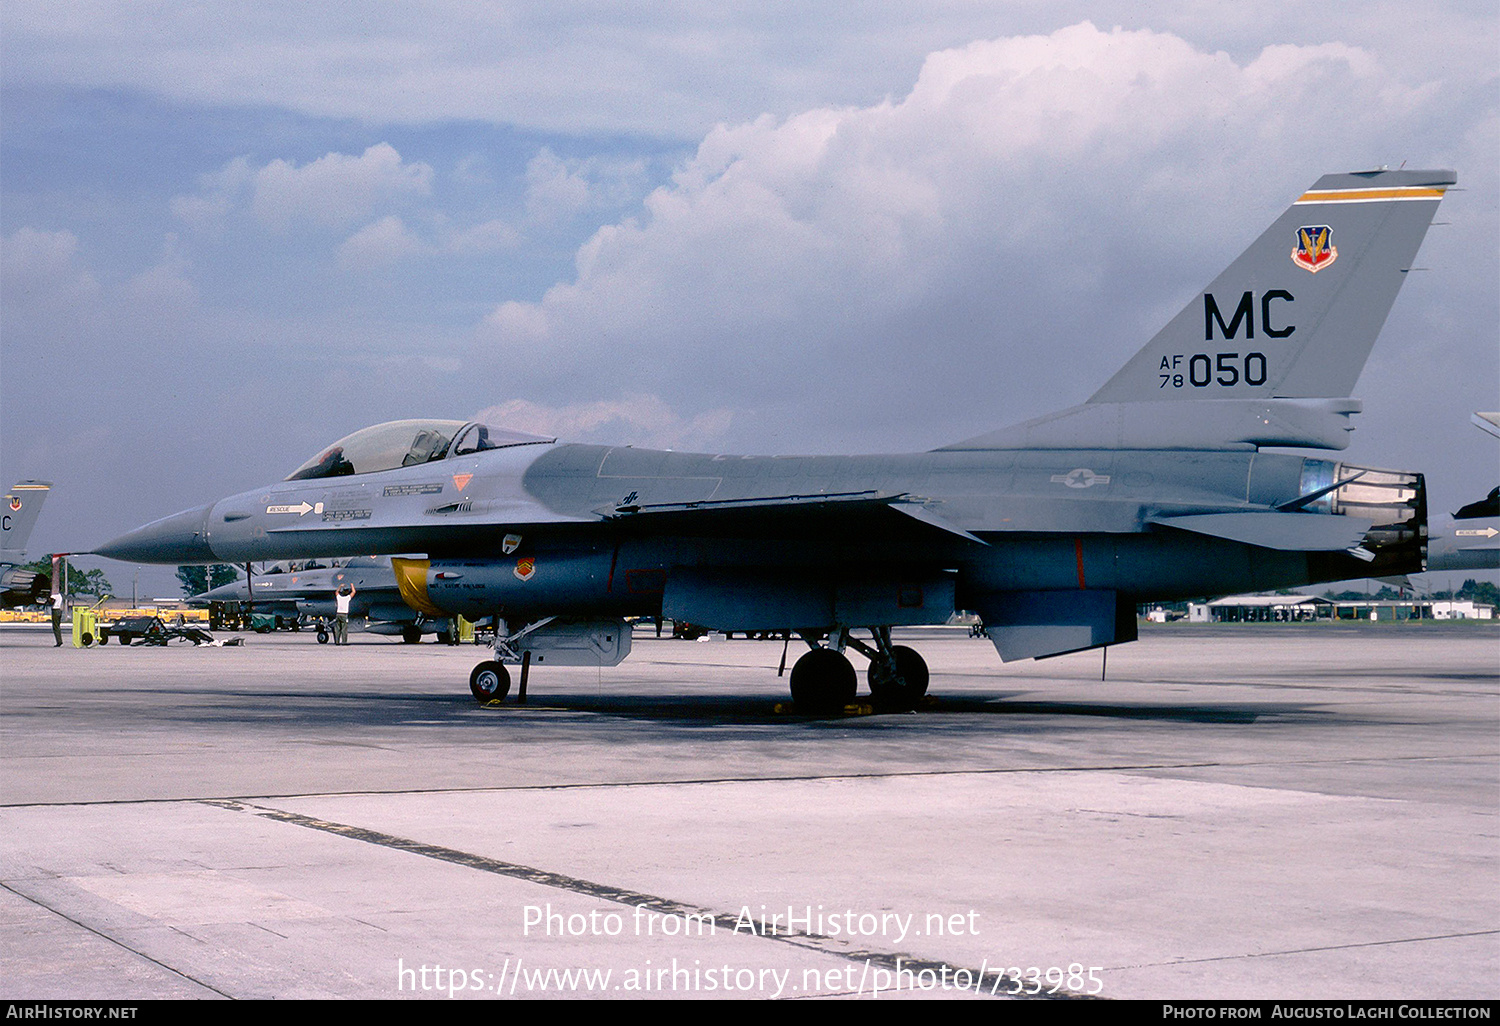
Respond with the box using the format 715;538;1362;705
0;879;233;998
7;753;1495;809
1122;928;1500;969
206;799;1093;1001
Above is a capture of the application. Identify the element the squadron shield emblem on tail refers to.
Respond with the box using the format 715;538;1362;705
1292;225;1338;272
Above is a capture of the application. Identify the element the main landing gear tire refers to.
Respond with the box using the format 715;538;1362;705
789;648;857;714
470;661;511;703
402;626;423;644
316;629;329;644
867;645;929;711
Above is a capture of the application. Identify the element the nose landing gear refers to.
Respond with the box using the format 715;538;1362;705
469;661;511;702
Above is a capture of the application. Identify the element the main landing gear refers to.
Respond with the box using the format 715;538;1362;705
462;616;928;714
787;627;929;714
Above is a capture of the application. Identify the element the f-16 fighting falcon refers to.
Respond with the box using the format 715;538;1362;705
97;168;1455;711
191;556;452;643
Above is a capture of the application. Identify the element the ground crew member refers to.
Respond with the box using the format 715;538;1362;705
334;584;356;645
51;590;65;647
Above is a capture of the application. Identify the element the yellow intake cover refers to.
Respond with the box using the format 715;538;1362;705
391;557;445;616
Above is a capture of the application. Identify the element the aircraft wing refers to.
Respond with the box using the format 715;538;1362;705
597;488;896;517
595;490;969;538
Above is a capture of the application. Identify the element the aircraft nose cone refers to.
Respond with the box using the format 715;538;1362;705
94;504;216;563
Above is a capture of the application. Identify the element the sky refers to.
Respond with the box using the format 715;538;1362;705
2;1;1496;599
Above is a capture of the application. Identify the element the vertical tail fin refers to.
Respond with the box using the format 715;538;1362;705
2;481;51;562
1089;168;1455;404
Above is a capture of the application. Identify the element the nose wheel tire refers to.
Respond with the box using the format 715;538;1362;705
470;661;511;702
789;648;857;713
867;645;929;711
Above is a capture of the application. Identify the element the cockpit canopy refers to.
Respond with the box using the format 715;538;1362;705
285;419;554;481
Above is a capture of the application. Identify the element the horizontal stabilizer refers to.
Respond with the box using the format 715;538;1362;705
1150;511;1372;551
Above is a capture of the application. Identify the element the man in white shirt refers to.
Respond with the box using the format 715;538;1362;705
51;590;66;647
334;584;356;645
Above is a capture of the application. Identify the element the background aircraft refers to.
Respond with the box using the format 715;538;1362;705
2;481;52;607
191;555;453;643
97;168;1455;711
1426;412;1499;573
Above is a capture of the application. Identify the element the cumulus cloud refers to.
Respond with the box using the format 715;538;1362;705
522;149;652;225
171;144;434;235
525;149;593;223
1;227;100;311
475;22;1463;448
123;235;198;323
171;143;522;271
337;215;428;269
252;143;433;231
169;157;255;229
336;214;523;269
440;218;521;256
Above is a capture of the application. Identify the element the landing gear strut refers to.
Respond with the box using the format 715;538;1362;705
787;627;929;713
468;616;550;704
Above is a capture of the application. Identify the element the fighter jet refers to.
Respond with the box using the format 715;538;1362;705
97;168;1454;710
2;481;53;607
191;555;453;643
1427;412;1500;572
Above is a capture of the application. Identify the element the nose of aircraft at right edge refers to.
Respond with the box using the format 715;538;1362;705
92;503;217;564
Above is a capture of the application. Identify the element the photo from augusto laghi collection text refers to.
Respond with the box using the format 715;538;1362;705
1160;1008;1493;1020
395;901;1107;998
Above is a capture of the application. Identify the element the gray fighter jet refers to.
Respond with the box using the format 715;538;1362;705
2;481;53;607
97;168;1456;710
191;556;452;643
1426;412;1500;572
